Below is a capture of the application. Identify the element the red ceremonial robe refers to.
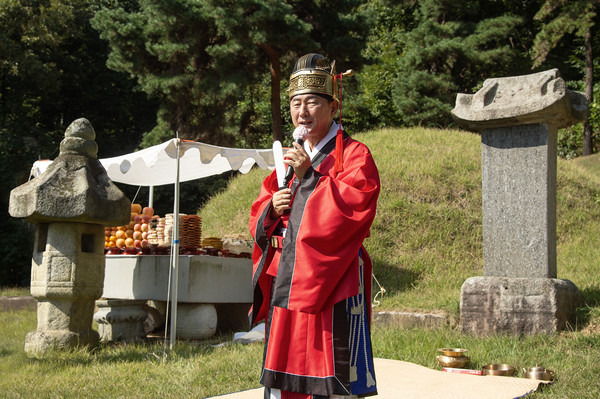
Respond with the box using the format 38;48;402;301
249;131;380;397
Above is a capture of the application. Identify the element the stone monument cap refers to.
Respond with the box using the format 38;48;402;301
452;69;588;131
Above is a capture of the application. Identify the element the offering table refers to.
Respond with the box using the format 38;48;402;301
95;254;253;342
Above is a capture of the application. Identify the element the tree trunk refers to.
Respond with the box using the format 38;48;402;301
261;44;283;142
583;25;593;156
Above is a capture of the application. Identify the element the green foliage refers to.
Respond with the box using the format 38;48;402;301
392;1;524;127
91;0;313;144
0;219;33;287
532;0;597;67
346;0;413;131
92;0;236;143
3;0;600;287
532;1;598;155
0;0;157;286
231;81;278;149
352;0;534;129
557;82;600;159
558;125;584;159
92;0;370;144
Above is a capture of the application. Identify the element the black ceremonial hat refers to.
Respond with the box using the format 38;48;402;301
288;53;337;100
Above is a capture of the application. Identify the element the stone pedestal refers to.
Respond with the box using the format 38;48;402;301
460;277;581;335
94;300;147;343
451;69;587;335
9;118;130;357
27;223;106;353
25;300;100;356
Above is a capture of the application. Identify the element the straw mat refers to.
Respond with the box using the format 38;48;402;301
208;358;546;399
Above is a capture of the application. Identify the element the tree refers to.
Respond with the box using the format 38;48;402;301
200;0;315;143
259;0;371;140
93;0;304;144
287;0;372;135
533;0;598;156
92;0;369;145
92;0;232;145
92;0;316;144
390;0;524;127
346;0;416;131
0;0;157;286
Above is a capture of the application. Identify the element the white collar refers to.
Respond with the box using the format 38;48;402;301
304;121;341;160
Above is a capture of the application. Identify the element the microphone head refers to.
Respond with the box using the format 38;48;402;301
293;126;309;141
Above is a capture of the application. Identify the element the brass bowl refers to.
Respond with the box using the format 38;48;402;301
482;364;515;376
436;355;470;368
523;367;554;381
437;348;469;357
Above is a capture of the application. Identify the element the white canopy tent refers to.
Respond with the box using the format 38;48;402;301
31;138;275;186
30;138;275;348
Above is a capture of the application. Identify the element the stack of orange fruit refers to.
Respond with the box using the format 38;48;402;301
104;203;156;249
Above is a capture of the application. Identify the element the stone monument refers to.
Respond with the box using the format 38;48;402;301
451;69;586;335
9;118;130;357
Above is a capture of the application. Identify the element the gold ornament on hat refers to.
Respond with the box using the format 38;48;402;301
288;53;338;100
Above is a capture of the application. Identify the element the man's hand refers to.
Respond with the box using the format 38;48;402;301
284;141;311;181
271;188;292;218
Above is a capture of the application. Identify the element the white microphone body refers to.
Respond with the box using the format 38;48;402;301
282;126;309;188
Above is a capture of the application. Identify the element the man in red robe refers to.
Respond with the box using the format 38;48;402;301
249;53;380;399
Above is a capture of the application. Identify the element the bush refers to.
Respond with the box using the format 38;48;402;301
558;125;584;159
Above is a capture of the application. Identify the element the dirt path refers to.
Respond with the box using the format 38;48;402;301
0;296;36;312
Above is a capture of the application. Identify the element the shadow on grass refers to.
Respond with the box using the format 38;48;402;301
373;260;422;295
0;347;14;357
574;285;600;331
25;332;241;368
581;286;600;306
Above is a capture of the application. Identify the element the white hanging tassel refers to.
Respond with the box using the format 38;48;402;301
366;371;376;387
350;365;358;382
371;272;386;308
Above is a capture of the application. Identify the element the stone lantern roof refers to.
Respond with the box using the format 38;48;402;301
9;118;130;226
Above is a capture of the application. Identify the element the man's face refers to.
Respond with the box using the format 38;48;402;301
290;94;338;146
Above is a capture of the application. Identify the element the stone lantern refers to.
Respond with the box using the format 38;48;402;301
9;118;130;357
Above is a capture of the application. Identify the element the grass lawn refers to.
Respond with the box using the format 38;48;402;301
1;309;599;398
0;287;30;297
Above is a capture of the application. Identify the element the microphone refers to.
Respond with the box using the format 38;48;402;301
282;126;309;188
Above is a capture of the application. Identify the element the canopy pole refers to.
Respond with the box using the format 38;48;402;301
169;138;181;349
148;186;154;208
